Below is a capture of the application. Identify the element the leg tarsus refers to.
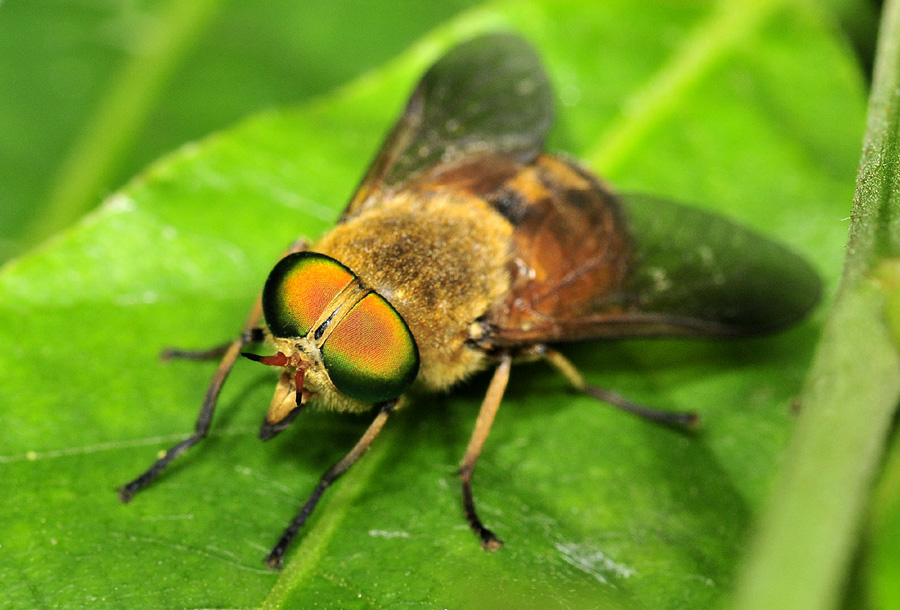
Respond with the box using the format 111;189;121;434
259;402;305;441
118;436;201;502
161;342;231;361
460;465;503;550
264;399;398;570
161;328;265;362
264;479;330;570
542;347;699;430
582;384;699;429
458;354;511;549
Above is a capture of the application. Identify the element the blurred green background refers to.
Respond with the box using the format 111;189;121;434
0;0;483;261
0;0;882;264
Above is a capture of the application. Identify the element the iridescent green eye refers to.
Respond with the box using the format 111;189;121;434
322;292;419;403
262;252;355;338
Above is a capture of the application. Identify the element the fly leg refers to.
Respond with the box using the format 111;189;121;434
159;329;264;361
265;399;398;570
459;353;512;551
118;238;308;503
542;347;698;429
118;298;266;502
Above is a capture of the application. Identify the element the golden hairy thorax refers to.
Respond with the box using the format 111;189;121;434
313;152;633;397
314;191;513;391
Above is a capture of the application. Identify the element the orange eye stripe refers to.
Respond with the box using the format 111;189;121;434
263;253;355;339
281;259;352;332
326;294;410;375
322;293;419;403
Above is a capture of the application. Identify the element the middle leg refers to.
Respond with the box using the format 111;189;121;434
459;353;512;550
542;346;698;429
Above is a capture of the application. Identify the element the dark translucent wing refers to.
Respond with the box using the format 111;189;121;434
481;156;821;346
620;194;822;334
340;33;554;221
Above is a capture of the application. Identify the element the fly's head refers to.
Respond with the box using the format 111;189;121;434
246;252;420;439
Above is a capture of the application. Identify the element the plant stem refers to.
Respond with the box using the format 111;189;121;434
731;1;900;608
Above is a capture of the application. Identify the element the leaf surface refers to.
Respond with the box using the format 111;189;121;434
0;1;866;608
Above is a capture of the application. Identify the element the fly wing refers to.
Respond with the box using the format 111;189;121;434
339;33;554;222
618;194;822;335
481;157;822;346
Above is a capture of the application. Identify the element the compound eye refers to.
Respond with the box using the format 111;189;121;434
262;252;355;338
321;292;419;403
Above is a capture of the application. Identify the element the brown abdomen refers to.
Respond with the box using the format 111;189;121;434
481;154;633;346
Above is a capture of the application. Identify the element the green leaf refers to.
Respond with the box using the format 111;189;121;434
0;0;866;608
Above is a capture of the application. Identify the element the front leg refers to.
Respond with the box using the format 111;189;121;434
265;399;399;569
118;299;266;502
160;327;265;361
118;238;308;502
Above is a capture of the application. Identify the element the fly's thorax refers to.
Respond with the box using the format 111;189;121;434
314;192;514;391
